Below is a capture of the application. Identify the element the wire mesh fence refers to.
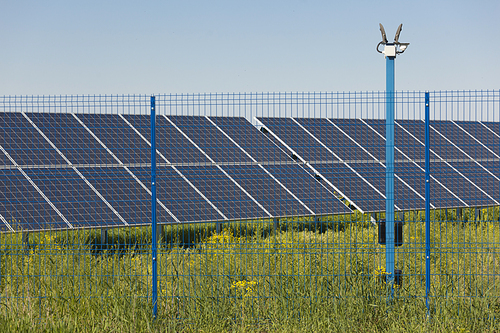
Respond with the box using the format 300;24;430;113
0;91;499;326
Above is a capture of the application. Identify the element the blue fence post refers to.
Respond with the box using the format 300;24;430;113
151;95;158;318
424;91;431;313
385;54;396;289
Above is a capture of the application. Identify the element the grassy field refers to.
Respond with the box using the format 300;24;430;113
1;208;500;332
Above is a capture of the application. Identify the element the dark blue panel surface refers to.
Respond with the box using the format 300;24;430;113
133;166;223;223
222;164;311;217
296;118;373;162
391;120;439;161
359;119;409;162
394;162;462;209
77;114;150;164
0;112;67;166
210;117;291;162
313;163;385;212
330;119;384;161
0;149;13;167
479;161;500;202
122;115;211;164
347;161;425;210
263;164;351;215
399;120;469;161
156;116;211;164
177;165;267;220
416;161;496;207
444;121;498;161
28;113;116;165
482;121;500;139
168;116;253;163
0;169;67;231
23;168;125;228
257;117;335;162
298;118;424;209
448;161;499;206
258;125;296;159
146;167;223;222
78;167;174;225
0;157;12;168
431;121;492;161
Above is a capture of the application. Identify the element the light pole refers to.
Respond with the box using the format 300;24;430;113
377;24;409;291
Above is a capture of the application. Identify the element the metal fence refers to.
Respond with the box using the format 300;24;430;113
1;90;499;322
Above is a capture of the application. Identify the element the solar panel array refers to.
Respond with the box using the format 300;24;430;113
0;112;352;232
1;102;499;232
257;117;500;213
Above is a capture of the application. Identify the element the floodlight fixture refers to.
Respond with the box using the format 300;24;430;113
379;23;388;44
377;23;409;57
394;23;402;43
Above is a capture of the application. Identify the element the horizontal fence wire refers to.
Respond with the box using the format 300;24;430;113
0;91;499;328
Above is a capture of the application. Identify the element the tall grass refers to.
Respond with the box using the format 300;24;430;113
1;208;500;332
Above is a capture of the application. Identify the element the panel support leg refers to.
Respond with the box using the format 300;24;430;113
156;224;164;244
101;228;108;250
273;218;280;235
22;231;29;251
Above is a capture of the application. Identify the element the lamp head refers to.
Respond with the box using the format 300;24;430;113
377;23;409;56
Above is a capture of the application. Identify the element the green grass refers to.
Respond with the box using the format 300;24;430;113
1;208;500;332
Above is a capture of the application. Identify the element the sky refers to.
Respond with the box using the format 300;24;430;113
1;0;499;95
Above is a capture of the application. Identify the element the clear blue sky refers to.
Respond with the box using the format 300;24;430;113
1;0;499;95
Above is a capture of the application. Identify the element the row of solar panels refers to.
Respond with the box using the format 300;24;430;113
0;111;499;232
258;117;500;212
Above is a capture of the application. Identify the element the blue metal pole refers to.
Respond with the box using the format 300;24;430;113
151;95;158;318
385;55;395;287
424;92;431;312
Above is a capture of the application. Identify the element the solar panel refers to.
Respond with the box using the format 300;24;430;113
430;121;483;161
395;120;440;161
0;112;67;166
263;164;351;214
0;168;67;231
258;117;389;212
209;116;291;163
122;114;211;164
257;118;334;162
256;125;298;160
413;161;495;207
447;161;499;205
132;166;224;223
77;167;163;225
364;119;465;209
290;117;426;210
350;119;409;162
326;119;384;161
397;120;470;161
175;165;267;220
394;162;463;209
434;121;498;161
477;160;500;200
28;112;117;165
76;114;151;165
22;168;126;229
168;115;253;164
482;121;500;139
221;164;312;217
312;163;385;212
